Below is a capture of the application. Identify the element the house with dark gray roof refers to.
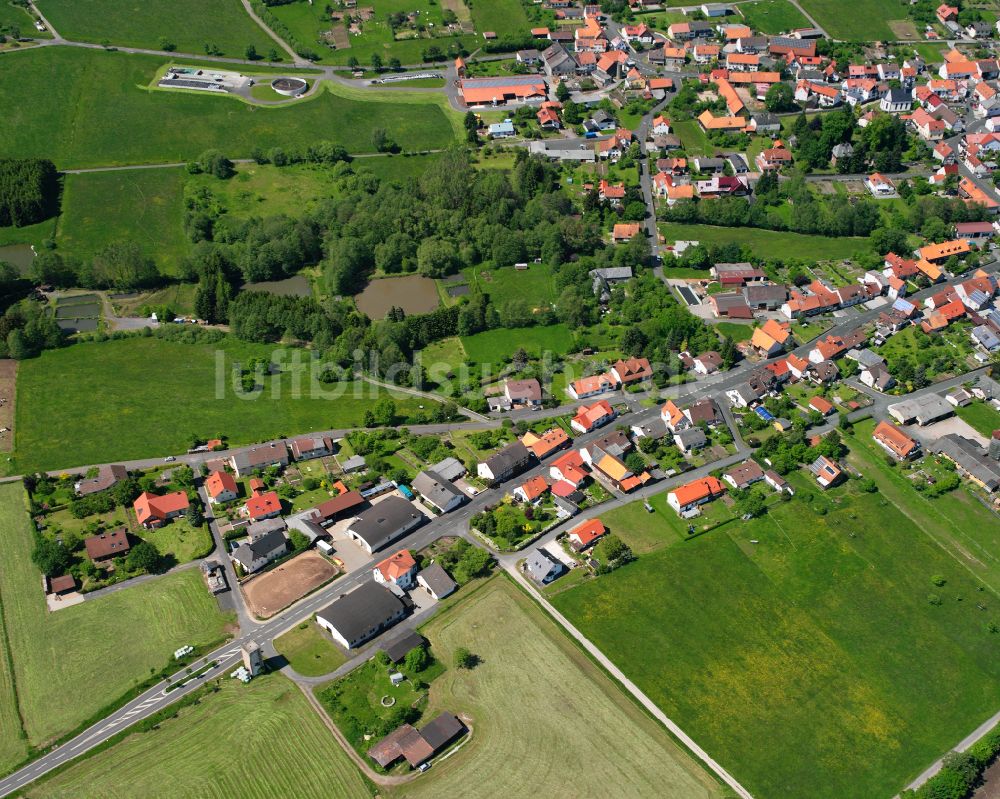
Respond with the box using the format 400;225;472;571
346;496;425;553
417;562;458;599
674;426;707;454
229;442;289;477
477;441;531;484
429;456;466;482
526;548;564;583
412;470;466;513
316;582;408;649
230;528;288;574
932;434;1000;492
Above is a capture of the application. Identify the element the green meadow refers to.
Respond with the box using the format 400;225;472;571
0;48;456;169
552;465;1000;798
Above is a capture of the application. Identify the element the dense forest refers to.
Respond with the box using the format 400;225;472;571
0;158;59;227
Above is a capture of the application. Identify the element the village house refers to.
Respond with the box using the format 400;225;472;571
289;436;336;461
571;399;616;434
346;497;425;554
567;518;607;551
373;549;419;590
231;528;288;574
411;470;466;514
230;442;290;478
205;470;239;503
504;378;543;407
809;455;843;489
477;441;532;484
667;476;726;515
872;420;920;460
244;488;282;522
316;582;408;649
567;372;617;400
84;529;131;563
134;490;189;529
75;464;128;497
417;563;457;600
722;459;765;490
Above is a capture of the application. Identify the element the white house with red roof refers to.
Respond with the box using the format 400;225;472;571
373;549;418;590
571;399;616;433
567;372;616;400
567;518;607;551
549;450;589;488
205;470;238;504
134;491;190;529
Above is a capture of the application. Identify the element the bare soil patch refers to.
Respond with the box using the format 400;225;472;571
327;24;350;50
0;360;15;452
888;19;918;39
242;550;338;619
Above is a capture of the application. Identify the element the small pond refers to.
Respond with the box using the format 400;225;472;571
354;275;440;319
241;274;312;297
0;244;35;275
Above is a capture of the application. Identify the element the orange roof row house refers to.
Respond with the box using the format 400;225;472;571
667;476;726;513
872;420;919;460
521;427;571;460
918;239;971;264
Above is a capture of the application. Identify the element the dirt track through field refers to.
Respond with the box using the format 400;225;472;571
242;551;337;619
0;361;16;452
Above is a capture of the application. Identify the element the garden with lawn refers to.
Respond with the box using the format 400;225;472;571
553;462;1000;799
798;0;910;40
955;401;1000;438
0;483;233;754
269;0;477;65
737;0;810;33
316;642;445;768
274;621;347;677
0;49;456;169
461;323;575;365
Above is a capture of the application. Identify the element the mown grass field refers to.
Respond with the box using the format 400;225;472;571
738;0;810;33
848;418;1000;593
955;402;1000;438
798;0;903;40
188;162;341;221
552;464;1000;799
0;49;456;169
660;223;871;260
0;483;232;749
461;323;575;365
387;578;723;799
461;262;558;306
13;336;441;472
274;622;346;677
58;167;189;276
468;0;531;37
23;675;373;799
36;0;275;54
417;336;467;376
